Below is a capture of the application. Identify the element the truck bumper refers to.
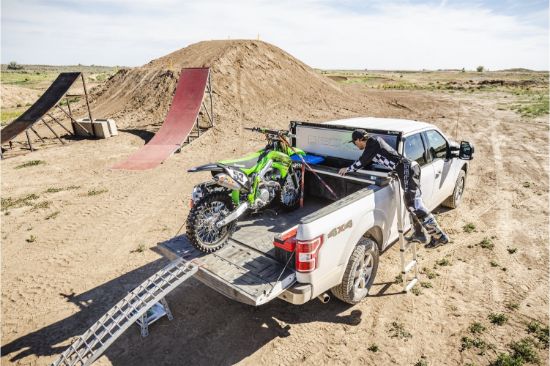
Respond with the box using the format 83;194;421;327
278;283;312;305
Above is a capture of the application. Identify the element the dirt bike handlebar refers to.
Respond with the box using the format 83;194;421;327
244;127;289;137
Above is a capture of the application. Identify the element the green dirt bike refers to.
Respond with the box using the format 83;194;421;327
186;127;305;253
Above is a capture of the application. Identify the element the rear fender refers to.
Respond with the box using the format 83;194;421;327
188;163;224;173
221;165;250;190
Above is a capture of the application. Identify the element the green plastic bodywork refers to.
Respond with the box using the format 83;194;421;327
219;147;305;204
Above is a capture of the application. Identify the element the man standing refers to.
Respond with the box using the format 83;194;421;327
338;129;449;248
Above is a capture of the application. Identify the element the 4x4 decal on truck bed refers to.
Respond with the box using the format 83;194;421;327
328;220;353;239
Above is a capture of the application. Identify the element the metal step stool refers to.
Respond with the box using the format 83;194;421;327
392;174;419;292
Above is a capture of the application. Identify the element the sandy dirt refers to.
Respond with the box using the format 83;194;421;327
1;40;548;365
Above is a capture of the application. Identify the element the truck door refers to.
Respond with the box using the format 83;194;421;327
424;129;454;207
403;133;436;209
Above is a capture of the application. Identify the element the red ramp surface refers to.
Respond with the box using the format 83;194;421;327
1;72;81;145
112;68;210;170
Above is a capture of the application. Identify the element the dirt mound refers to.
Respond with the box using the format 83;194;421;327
1;85;42;109
90;40;353;131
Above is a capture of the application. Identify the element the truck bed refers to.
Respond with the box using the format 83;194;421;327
157;197;329;306
158;163;386;306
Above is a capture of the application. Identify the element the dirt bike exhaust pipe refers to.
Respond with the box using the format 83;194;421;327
317;293;330;304
216;202;249;228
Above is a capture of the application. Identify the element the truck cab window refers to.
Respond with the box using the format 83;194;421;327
404;133;427;166
426;130;448;160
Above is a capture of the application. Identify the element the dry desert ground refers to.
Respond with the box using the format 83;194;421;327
1;40;548;365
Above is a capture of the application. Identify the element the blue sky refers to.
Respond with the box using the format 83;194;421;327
1;0;548;70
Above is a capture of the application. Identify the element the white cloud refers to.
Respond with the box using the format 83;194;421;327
1;0;548;70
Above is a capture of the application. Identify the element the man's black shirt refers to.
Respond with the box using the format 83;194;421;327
347;136;404;172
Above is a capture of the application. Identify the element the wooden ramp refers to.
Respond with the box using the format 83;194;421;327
112;68;212;170
1;72;82;145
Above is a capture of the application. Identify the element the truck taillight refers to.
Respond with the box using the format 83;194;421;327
295;235;323;272
189;199;194;208
273;226;298;252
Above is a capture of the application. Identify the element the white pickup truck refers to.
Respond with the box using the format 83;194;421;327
159;117;474;306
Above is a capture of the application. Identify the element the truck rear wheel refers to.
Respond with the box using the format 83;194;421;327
331;238;379;304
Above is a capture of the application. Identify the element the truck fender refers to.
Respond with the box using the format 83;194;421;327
334;211;384;284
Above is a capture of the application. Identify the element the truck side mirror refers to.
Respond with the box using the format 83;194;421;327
459;141;474;160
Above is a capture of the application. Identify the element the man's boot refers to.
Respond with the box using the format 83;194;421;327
423;214;449;248
405;219;428;243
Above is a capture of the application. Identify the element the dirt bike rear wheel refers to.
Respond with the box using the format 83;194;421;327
279;167;302;211
186;192;236;253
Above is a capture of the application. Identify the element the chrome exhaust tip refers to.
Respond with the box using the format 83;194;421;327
317;293;330;304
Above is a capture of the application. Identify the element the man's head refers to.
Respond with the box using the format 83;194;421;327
349;129;368;150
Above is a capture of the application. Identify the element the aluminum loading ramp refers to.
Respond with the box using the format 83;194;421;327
112;67;213;170
52;258;198;366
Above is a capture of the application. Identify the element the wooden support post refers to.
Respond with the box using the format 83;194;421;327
207;72;214;127
66;97;73;117
30;127;45;143
81;73;95;137
25;130;34;151
47;113;73;136
56;105;93;137
201;101;213;128
41;118;65;145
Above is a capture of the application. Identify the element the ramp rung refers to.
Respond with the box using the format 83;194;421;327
402;260;417;274
53;258;198;366
400;242;414;252
405;278;419;292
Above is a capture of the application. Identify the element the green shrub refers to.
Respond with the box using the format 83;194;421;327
367;344;379;352
469;322;486;334
463;223;476;233
1;193;39;211
45;211;60;220
489;313;508;325
388;321;412;340
87;188;108;196
15;160;45;169
526;321;549;348
479;238;494;249
461;336;488;355
509;338;539;364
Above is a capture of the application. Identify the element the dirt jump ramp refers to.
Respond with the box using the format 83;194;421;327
1;72;81;145
112;68;210;170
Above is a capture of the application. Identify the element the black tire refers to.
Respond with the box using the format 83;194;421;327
278;167;302;211
186;192;236;253
331;238;379;304
442;170;466;209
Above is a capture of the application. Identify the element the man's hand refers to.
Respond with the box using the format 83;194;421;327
338;167;348;176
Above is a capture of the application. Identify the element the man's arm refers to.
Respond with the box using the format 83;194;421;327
338;139;378;176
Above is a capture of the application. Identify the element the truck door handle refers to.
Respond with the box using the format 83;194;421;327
435;170;441;178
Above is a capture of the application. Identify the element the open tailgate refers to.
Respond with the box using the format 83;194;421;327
158;235;296;306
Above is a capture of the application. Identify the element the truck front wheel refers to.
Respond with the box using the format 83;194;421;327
442;169;466;209
331;238;379;304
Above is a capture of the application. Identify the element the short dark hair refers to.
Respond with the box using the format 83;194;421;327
350;129;368;142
